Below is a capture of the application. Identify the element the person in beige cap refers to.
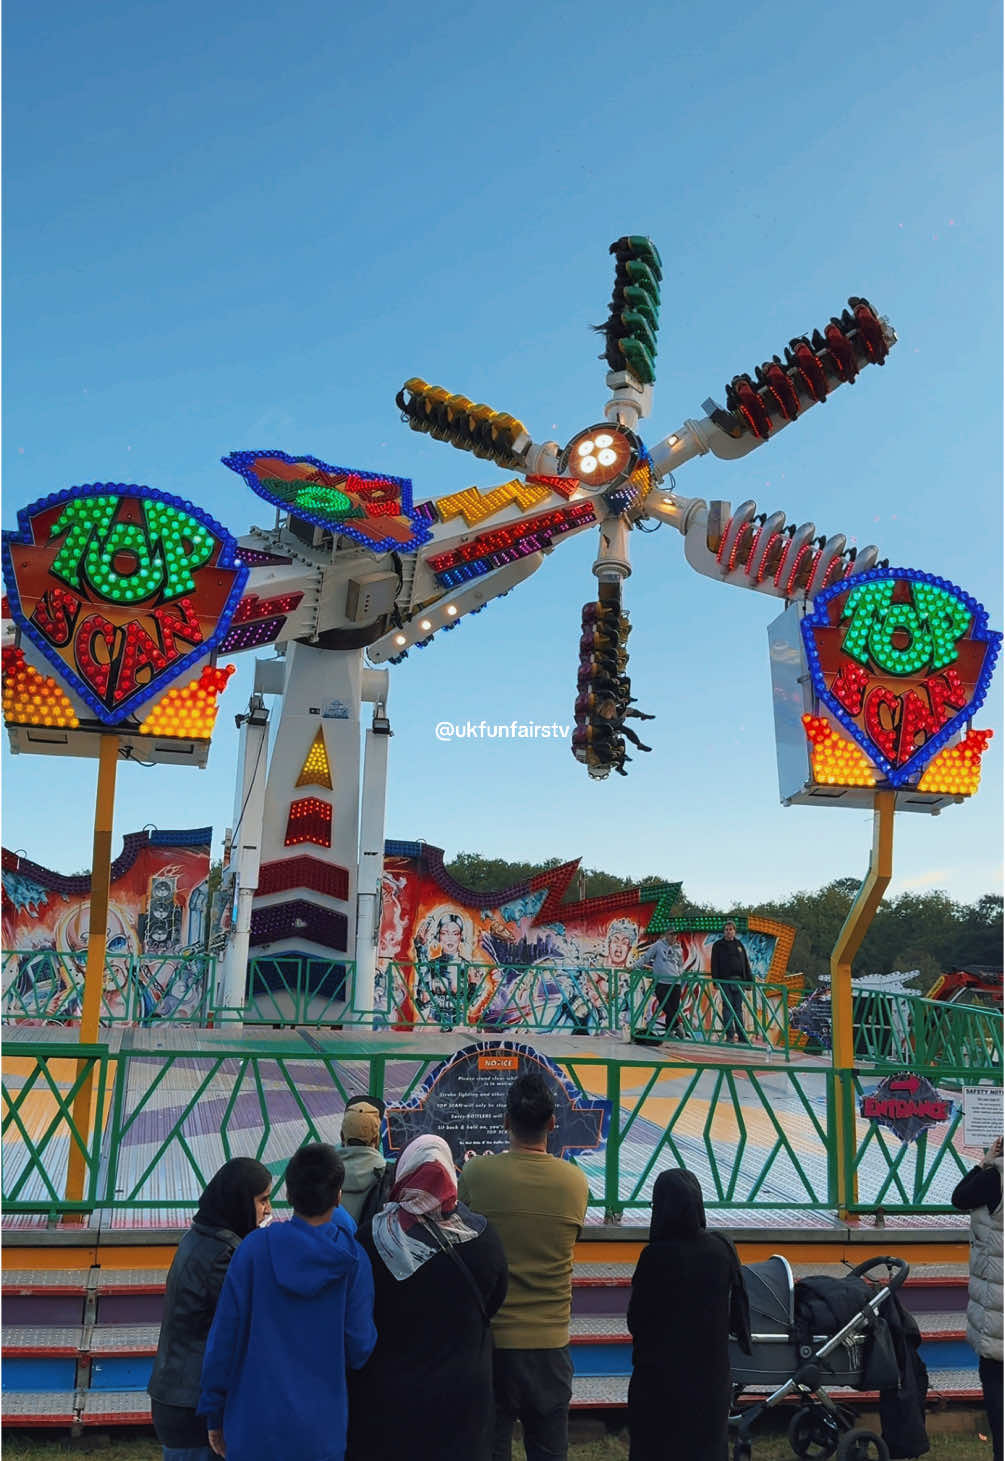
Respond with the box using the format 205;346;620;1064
336;1096;393;1225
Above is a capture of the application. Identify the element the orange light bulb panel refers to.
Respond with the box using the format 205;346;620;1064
2;484;247;732
2;646;80;728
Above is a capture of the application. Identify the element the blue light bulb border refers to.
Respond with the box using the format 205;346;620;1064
223;449;433;554
2;482;249;727
800;567;1001;788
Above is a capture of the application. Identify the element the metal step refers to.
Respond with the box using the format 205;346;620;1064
1;1324;81;1356
1;1390;76;1425
79;1389;152;1424
570;1366;983;1409
89;1323;159;1354
1;1268;90;1293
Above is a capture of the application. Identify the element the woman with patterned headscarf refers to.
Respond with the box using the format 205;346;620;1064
148;1157;272;1460
347;1134;508;1461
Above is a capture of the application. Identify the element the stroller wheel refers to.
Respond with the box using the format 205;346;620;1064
788;1405;841;1459
835;1427;890;1461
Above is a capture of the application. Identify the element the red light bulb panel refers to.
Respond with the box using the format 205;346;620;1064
2;484;247;728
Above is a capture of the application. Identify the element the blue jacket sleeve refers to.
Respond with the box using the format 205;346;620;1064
197;1241;251;1430
344;1246;377;1371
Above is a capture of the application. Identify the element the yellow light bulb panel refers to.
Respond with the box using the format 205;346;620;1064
917;728;993;796
138;663;236;740
296;727;333;788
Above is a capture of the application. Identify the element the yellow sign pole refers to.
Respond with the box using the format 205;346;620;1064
65;733;119;1205
830;788;895;1218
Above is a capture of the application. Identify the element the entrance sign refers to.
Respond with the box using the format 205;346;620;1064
859;1071;955;1143
3;485;247;725
385;1041;610;1164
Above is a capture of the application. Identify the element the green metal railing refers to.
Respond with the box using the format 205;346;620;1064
2;950;216;1025
3;1040;993;1222
2;1042;108;1211
850;988;1003;1072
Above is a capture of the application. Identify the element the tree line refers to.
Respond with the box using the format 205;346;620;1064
444;852;1002;986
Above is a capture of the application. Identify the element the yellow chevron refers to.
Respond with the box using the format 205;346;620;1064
435;478;551;526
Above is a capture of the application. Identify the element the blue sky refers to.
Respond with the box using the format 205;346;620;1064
3;0;1002;909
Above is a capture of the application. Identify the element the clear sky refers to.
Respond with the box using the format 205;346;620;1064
3;0;1002;908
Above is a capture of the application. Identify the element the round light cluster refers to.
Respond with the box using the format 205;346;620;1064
2;647;79;728
576;433;619;475
917;729;993;796
139;663;235;739
559;423;638;491
802;714;877;787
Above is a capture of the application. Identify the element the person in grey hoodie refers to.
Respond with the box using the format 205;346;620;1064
335;1097;391;1224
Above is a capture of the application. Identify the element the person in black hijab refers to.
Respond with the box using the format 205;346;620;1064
149;1157;272;1460
627;1168;751;1461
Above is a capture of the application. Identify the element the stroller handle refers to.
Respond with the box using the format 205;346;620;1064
844;1254;909;1291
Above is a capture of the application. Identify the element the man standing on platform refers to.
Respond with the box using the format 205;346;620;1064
458;1073;589;1461
629;932;685;1041
712;920;753;1043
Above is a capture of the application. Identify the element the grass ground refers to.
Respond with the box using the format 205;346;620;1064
0;1422;993;1459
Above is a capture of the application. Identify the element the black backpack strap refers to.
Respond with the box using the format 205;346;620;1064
419;1218;488;1326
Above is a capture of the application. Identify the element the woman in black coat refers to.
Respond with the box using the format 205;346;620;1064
347;1134;508;1461
147;1157;272;1460
627;1168;751;1461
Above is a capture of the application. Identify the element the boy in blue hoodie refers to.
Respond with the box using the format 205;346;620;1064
199;1144;376;1461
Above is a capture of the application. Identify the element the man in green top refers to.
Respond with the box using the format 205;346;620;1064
458;1072;589;1461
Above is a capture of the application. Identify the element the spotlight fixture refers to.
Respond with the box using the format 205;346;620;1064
558;422;641;493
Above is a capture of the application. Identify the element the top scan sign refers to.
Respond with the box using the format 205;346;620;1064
801;568;1000;786
2;485;247;726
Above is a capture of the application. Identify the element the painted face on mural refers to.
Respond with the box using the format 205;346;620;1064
607;930;633;966
437;917;464;957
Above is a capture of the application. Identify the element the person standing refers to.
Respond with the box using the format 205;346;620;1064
148;1158;272;1461
711;920;753;1043
952;1133;1003;1461
458;1073;589;1461
629;933;685;1042
627;1168;751;1461
347;1134;508;1461
199;1144;376;1461
334;1095;394;1225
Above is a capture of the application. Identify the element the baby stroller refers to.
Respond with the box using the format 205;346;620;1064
728;1254;909;1461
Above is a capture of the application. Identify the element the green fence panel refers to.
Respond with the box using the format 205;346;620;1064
2;1042;107;1209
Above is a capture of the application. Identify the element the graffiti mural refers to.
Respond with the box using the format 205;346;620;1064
375;842;795;1034
2;828;213;1023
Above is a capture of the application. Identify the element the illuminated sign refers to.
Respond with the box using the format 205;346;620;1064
223;450;432;554
801;569;1000;787
2;486;247;726
860;1072;955;1144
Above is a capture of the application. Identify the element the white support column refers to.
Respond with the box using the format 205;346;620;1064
355;669;391;1013
220;696;270;1011
253;643;363;964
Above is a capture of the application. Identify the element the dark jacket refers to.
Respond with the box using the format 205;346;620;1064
628;1170;751;1461
148;1222;240;1408
347;1210;508;1461
711;936;753;984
